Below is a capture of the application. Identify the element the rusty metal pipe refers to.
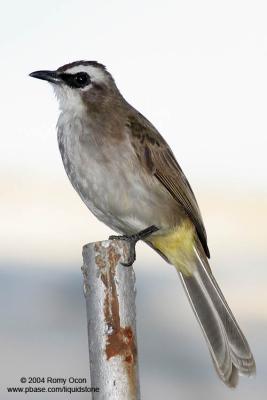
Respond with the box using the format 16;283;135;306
82;240;140;400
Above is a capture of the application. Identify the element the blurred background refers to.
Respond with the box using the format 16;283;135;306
1;0;267;398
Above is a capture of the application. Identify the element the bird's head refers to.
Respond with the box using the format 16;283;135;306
30;61;120;112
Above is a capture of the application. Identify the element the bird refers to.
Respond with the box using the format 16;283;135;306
30;60;256;387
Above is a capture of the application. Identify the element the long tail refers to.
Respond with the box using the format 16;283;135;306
178;245;256;387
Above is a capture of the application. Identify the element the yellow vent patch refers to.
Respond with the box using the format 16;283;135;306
148;220;196;276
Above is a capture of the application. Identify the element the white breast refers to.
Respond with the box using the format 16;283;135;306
57;110;171;235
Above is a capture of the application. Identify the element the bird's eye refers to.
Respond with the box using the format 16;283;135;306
73;72;91;88
59;71;91;89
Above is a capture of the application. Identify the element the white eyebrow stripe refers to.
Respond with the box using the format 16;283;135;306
64;65;108;84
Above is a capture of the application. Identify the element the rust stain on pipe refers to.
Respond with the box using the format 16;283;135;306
94;241;138;397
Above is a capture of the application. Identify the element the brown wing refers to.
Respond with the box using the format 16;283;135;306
127;112;210;258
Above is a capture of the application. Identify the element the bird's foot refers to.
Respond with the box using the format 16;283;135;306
109;225;159;266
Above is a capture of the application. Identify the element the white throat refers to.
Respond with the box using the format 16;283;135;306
52;83;86;114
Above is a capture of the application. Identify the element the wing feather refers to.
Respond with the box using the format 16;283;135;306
127;112;210;258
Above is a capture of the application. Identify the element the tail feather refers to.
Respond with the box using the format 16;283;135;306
178;246;256;387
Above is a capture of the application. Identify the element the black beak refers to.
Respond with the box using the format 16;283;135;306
29;70;61;84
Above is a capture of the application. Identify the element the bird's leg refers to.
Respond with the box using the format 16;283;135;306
109;225;159;266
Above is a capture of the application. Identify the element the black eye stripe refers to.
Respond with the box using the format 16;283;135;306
59;72;91;88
